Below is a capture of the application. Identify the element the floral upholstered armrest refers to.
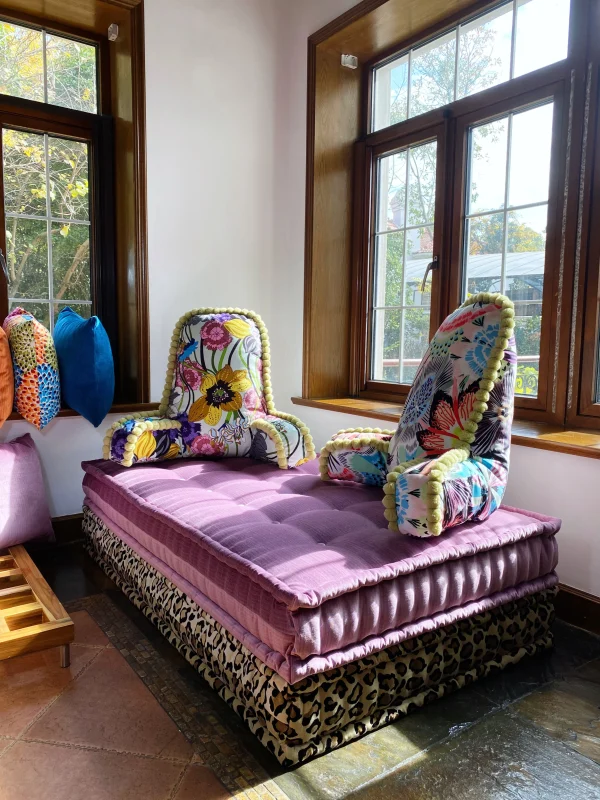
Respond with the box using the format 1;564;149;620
103;412;185;467
249;411;316;469
383;449;508;537
319;428;394;487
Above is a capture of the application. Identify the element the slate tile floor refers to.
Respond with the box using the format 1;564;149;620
2;541;599;800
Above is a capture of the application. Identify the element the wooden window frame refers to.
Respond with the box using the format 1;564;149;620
0;0;149;409
351;1;586;426
566;0;600;429
298;0;600;435
351;122;447;401
0;90;117;353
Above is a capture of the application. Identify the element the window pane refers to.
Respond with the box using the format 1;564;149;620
377;150;407;232
409;31;456;118
514;0;570;79
508;103;553;207
465;213;505;295
402;308;430;383
0;21;44;103
372;140;437;385
372;309;401;382
371;1;570;133
6;217;49;299
3;127;92;331
407;140;437;226
464;106;554;398
52;222;90;302
373;54;408;132
48;137;89;221
406;225;434;301
457;4;513;100
9;300;49;330
2;129;47;216
45;33;97;113
468;119;508;214
374;232;404;307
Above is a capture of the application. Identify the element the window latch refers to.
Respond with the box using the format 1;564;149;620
0;248;7;284
421;256;439;293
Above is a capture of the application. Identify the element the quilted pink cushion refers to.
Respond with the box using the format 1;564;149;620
0;433;54;548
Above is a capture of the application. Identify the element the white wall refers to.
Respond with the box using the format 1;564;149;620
1;0;599;598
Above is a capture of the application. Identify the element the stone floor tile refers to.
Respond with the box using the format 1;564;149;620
26;647;192;761
71;610;110;647
0;645;98;738
0;739;184;800
172;764;232;799
344;709;600;800
512;657;600;764
275;687;496;800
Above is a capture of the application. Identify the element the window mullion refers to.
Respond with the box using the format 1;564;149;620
501;112;514;295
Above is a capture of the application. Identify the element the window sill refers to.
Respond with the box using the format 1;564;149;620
7;402;159;424
291;396;600;460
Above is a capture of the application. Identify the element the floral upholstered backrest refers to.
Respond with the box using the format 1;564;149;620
160;309;268;457
388;295;517;471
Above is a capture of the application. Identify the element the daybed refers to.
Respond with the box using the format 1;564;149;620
82;456;559;765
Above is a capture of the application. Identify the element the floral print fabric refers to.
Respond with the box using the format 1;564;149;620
389;301;516;468
2;307;60;430
393;457;508;538
324;430;392;487
106;310;313;469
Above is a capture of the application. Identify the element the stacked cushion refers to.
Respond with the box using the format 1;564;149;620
54;307;114;427
2;307;60;430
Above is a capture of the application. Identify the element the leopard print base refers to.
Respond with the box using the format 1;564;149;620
83;506;555;766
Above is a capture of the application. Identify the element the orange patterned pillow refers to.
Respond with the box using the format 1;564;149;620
2;308;60;430
0;326;13;427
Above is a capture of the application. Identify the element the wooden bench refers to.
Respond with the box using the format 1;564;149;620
0;546;74;667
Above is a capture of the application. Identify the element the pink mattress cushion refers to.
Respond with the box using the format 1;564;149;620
82;458;560;660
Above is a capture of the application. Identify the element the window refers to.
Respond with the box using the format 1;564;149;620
0;4;148;407
372;0;570;132
0;20;100;333
349;0;600;430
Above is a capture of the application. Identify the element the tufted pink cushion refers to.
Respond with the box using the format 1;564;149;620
82;456;559;679
0;433;54;548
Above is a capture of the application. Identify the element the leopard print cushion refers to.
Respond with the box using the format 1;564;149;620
83;507;555;766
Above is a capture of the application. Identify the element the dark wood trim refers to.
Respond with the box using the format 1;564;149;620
556;584;600;635
51;513;83;545
0;5;107;44
302;37;316;399
308;0;390;47
106;0;142;8
131;2;149;403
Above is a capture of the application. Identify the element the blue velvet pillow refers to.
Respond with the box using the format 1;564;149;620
54;308;114;427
